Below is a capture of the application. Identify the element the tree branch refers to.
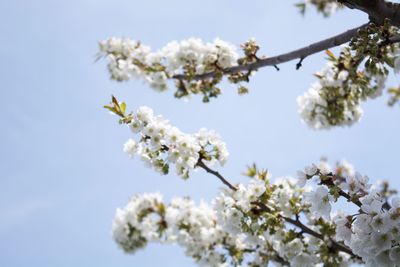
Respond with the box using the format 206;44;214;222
253;202;361;260
321;172;392;211
283;216;360;259
319;174;363;207
196;160;238;191
338;0;400;26
173;23;368;81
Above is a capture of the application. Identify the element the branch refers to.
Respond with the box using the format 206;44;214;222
173;24;368;81
319;174;363;208
339;0;400;26
253;202;361;260
196;160;238;191
201;164;360;260
283;216;360;259
321;172;392;211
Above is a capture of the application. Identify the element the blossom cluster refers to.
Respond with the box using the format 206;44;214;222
98;37;243;101
113;184;322;266
113;158;400;266
298;23;400;129
334;196;400;266
106;98;400;265
105;97;228;179
298;159;400;266
112;193;244;267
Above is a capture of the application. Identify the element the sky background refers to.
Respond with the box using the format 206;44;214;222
1;0;400;266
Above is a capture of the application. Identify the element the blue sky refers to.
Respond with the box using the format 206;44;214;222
1;1;400;266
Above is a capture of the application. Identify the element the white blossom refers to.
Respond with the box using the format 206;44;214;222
305;186;332;219
98;37;238;92
121;106;228;178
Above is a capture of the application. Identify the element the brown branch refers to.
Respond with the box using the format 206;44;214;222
319;175;363;208
338;190;362;207
253;202;361;260
173;24;368;81
283;216;360;259
196;160;238;191
321;172;393;211
338;0;400;26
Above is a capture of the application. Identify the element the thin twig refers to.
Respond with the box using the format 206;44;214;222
196;160;238;191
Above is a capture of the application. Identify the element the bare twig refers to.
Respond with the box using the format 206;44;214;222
196;160;238;191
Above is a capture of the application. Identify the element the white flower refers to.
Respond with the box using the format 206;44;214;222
353;214;372;234
123;139;138;158
339;160;355;177
284;239;304;258
318;158;331;175
296;170;307;187
342;172;371;195
305;186;332;219
371;232;392;254
291;253;315;267
333;212;351;244
371;213;392;233
247;179;266;198
360;192;384;214
304;164;318;176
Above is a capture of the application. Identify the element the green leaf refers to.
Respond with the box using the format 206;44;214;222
111;95;119;107
120;102;126;114
244;163;257;177
325;49;336;60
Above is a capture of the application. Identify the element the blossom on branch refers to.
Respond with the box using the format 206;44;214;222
98;37;246;102
298;23;400;129
105;96;228;179
112;159;400;266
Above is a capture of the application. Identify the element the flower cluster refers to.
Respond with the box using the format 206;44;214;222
115;160;395;266
98;37;249;102
112;193;245;267
106;94;400;265
333;195;400;266
113;180;305;266
296;0;341;17
105;96;228;179
298;159;400;266
298;23;400;129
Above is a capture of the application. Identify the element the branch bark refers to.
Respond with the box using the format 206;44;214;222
338;0;400;26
